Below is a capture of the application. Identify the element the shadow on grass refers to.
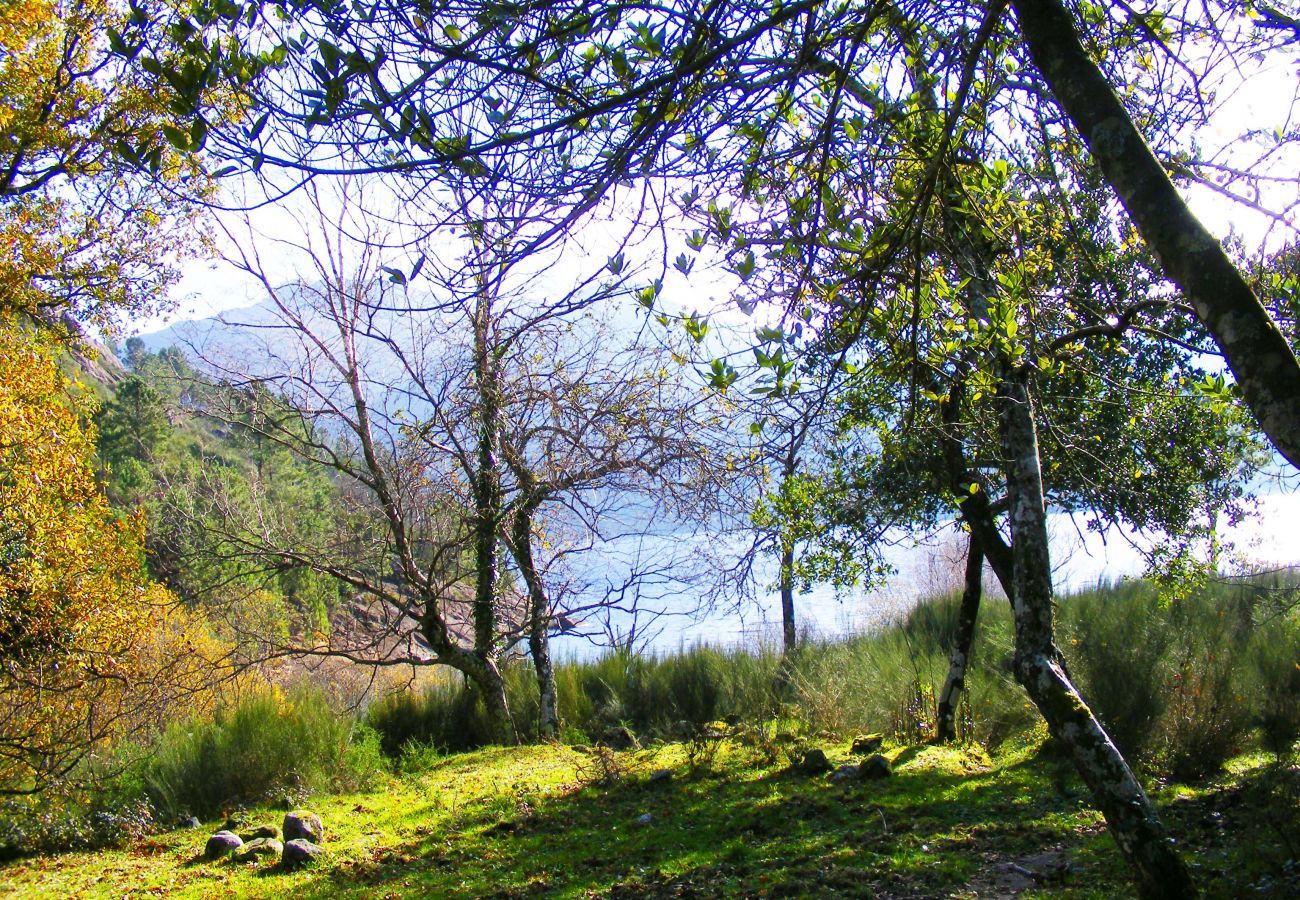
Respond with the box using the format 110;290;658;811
176;746;1299;899
261;744;1133;899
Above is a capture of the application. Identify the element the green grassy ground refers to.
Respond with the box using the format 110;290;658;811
2;732;1295;898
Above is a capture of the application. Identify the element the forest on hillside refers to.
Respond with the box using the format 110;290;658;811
3;1;1300;897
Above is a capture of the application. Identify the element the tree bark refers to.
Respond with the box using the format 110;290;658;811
779;537;797;655
472;657;516;746
1011;0;1300;471
941;383;1015;595
465;275;516;746
998;371;1195;899
472;288;502;661
509;502;560;741
935;533;983;743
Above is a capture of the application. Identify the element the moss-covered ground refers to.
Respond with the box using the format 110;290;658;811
2;733;1296;898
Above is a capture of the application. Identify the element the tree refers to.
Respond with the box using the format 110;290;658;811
1009;0;1300;471
714;10;1262;890
0;317;220;792
124;0;1295;891
0;0;213;330
183;173;734;742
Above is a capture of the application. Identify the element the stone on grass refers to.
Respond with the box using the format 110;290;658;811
859;753;892;779
601;725;639;751
283;810;324;844
648;769;673;784
204;830;243;860
180;816;201;830
796;748;833;775
829;763;859;783
239;823;280;842
851;733;884;755
282;838;325;868
634;813;654;826
233;837;283;861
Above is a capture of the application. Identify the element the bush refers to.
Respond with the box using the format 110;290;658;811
1062;582;1176;761
0;792;154;860
1061;578;1270;780
145;685;386;820
1245;615;1300;760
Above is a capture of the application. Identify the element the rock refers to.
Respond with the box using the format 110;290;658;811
239;823;280;842
180;816;201;830
648;769;673;784
204;830;243;860
829;763;859;783
222;812;248;831
233;837;283;861
723;714;743;727
796;748;833;775
282;838;325;868
634;813;654;826
859;753;892;779
283;810;325;844
601;725;639;751
851;733;884;755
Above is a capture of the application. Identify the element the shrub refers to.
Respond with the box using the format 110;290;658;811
1062;583;1175;761
366;573;1300;776
145;684;385;820
1061;578;1268;780
0;792;154;860
1245;615;1300;760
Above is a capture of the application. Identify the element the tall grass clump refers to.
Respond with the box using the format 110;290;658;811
365;571;1300;773
781;593;1032;747
1060;574;1300;780
145;684;386;820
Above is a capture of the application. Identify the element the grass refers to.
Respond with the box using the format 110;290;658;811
3;733;1297;898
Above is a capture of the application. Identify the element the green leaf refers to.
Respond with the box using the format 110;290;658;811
606;252;624;275
735;250;756;282
161;123;190;150
245;110;270;141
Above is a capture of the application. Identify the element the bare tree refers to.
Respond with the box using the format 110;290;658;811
185;173;736;741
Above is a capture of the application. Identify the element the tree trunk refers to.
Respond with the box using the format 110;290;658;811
465;275;516;746
779;537;797;655
935;533;983;743
472;657;517;746
941;382;1014;595
510;503;560;741
472;289;502;660
998;372;1195;899
1011;0;1300;471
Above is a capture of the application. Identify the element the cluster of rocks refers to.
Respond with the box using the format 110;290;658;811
795;733;893;782
203;810;326;868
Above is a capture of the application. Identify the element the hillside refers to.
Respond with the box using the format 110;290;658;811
0;736;1293;898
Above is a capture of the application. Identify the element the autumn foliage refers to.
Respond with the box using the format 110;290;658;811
0;318;221;792
0;0;210;330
